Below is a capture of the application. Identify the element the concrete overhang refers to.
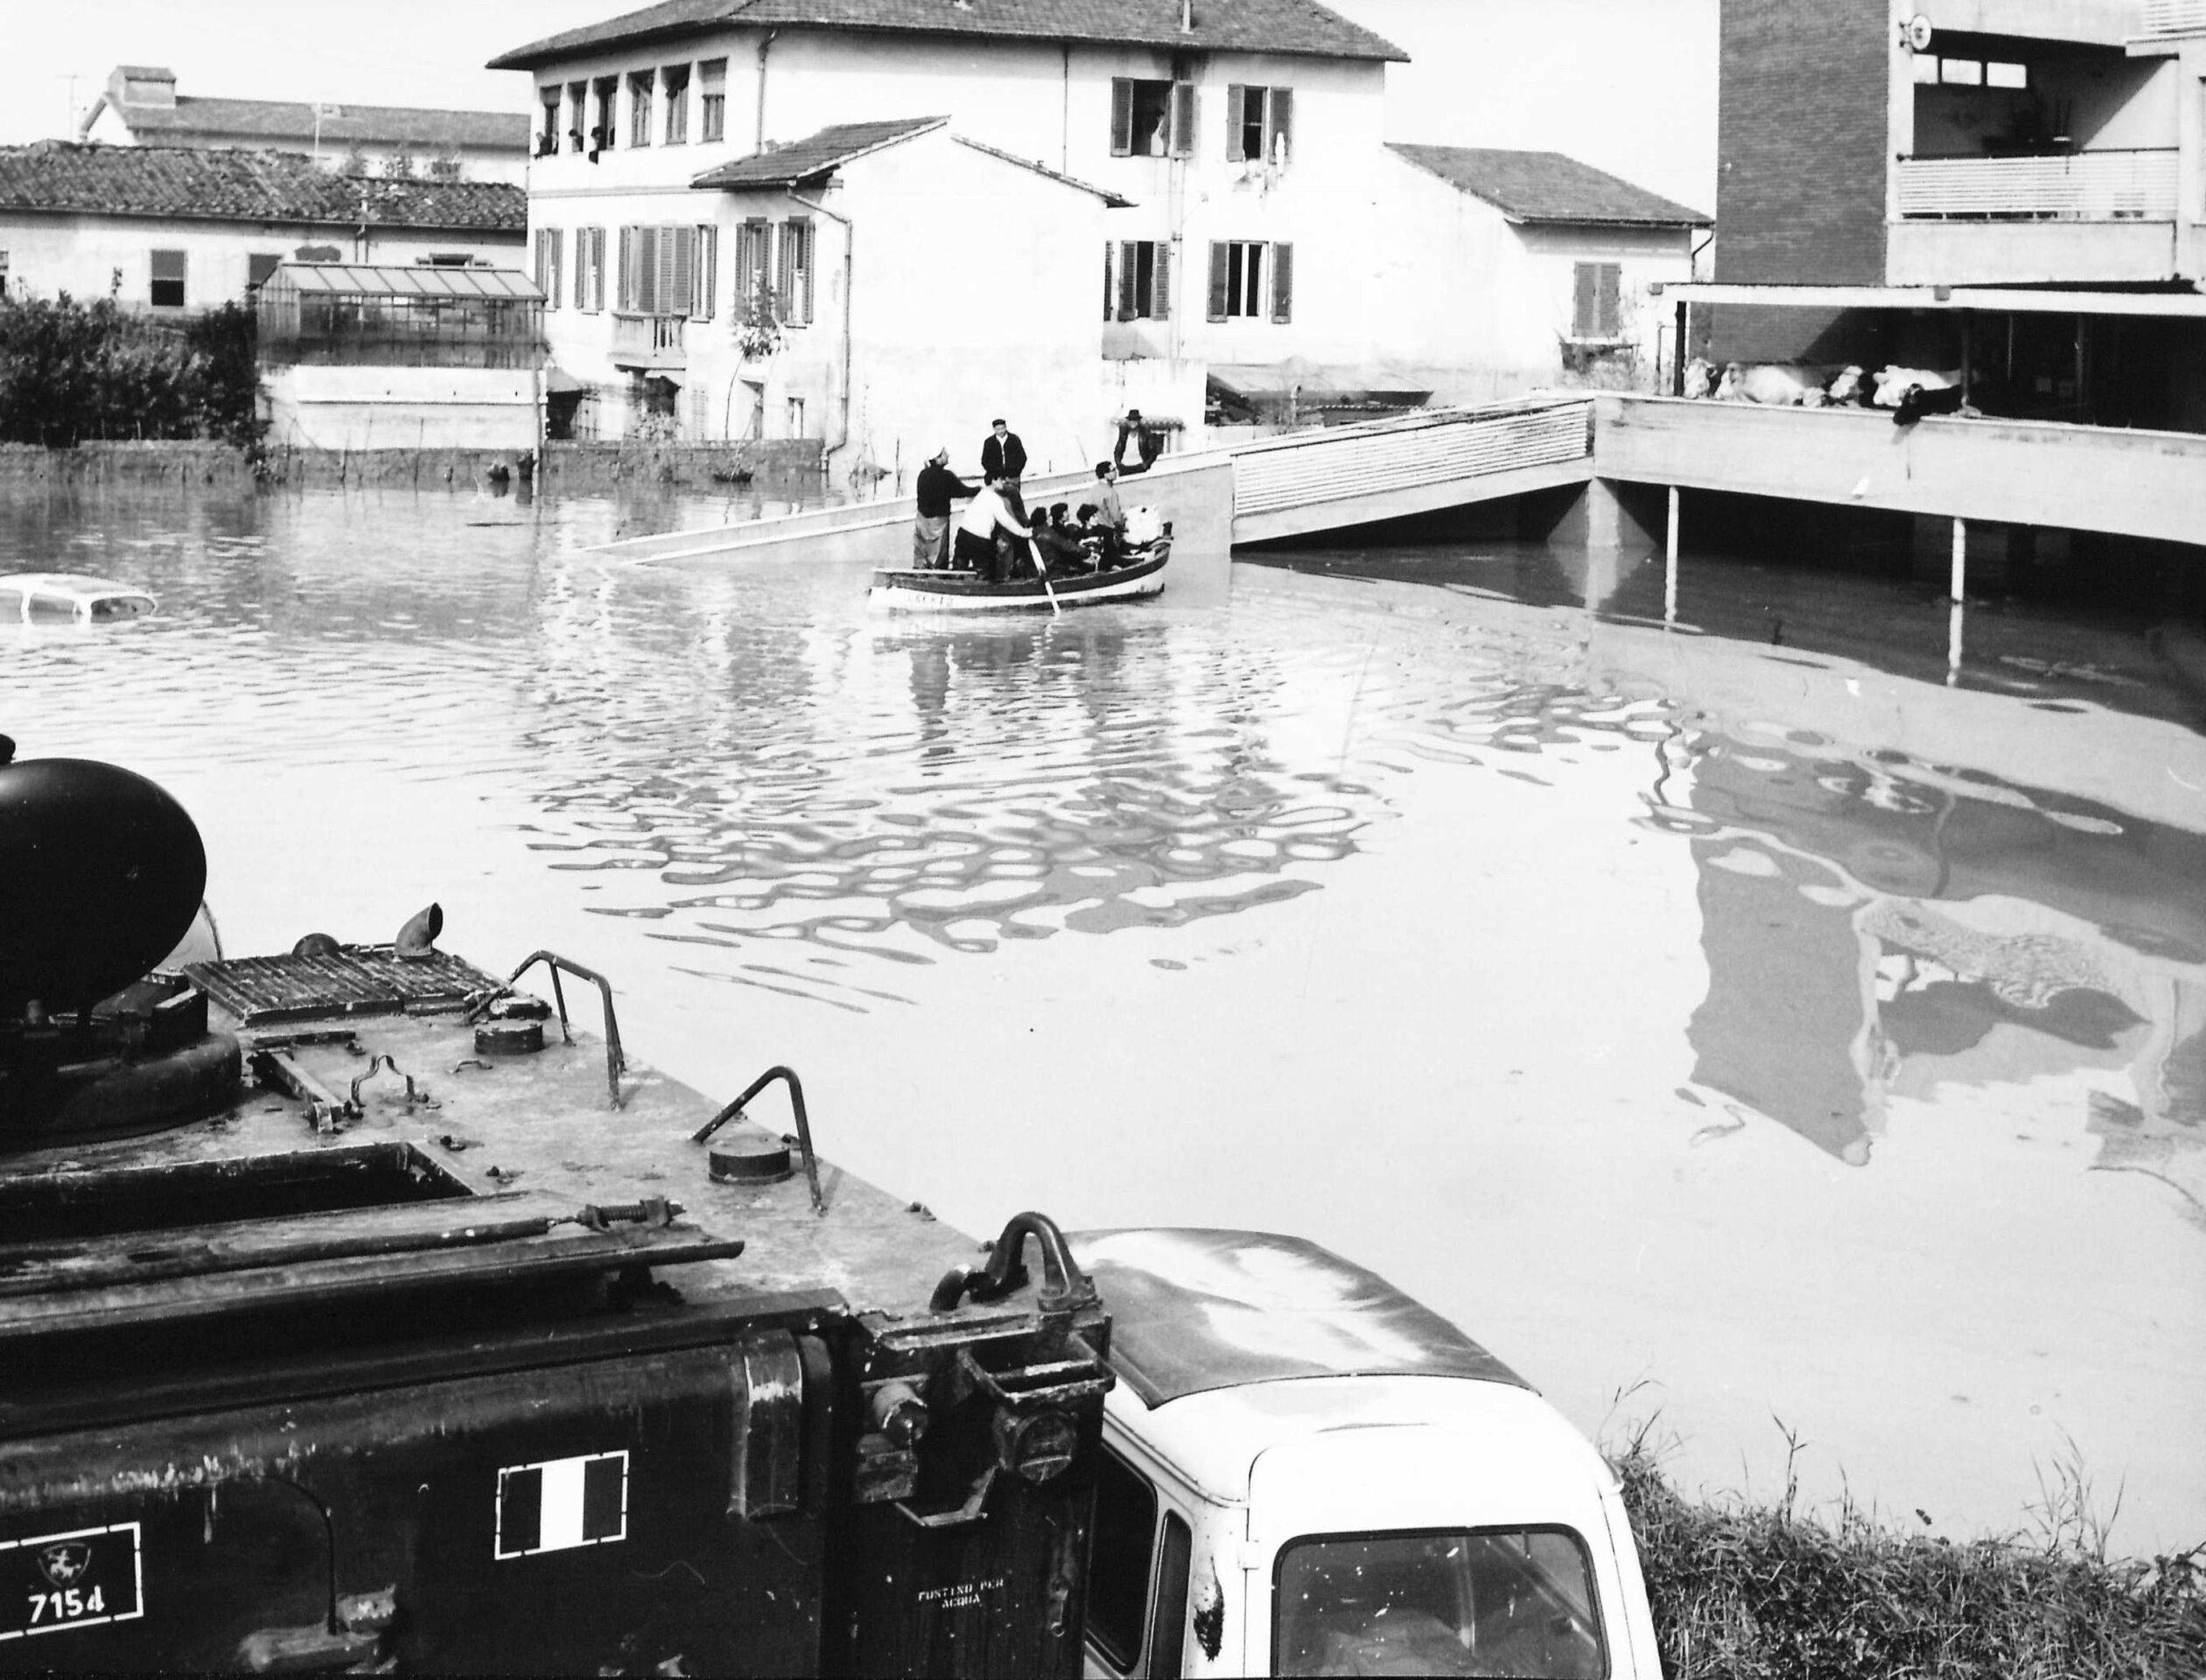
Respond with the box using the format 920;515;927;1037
1658;282;2206;318
1917;0;2140;46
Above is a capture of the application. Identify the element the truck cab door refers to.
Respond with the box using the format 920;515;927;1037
1082;1446;1195;1679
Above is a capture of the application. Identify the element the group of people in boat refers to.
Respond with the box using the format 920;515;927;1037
912;417;1140;584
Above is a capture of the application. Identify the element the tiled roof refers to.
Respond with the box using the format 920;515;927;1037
1389;144;1711;228
106;96;529;151
489;0;1406;70
0;144;529;233
690;116;948;187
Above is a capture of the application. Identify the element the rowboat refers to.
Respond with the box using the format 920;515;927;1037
868;527;1171;614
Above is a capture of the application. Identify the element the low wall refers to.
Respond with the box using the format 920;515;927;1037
0;439;823;490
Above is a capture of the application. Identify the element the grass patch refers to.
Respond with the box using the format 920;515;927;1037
1611;1424;2206;1678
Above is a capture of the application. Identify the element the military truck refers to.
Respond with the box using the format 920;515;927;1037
0;749;1113;1676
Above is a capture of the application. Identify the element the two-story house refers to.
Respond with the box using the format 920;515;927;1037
1686;0;2206;432
487;0;1411;466
77;66;530;186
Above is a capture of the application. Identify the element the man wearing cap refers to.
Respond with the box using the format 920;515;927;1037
914;446;975;569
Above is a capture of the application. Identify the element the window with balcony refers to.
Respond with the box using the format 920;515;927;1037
150;248;186;309
1572;262;1621;340
628;71;655;146
1110;78;1194;158
592;79;618;153
1226;84;1292;166
1105;241;1171;320
700;60;726;143
538;88;561;158
616;225;718;318
662;66;690;144
1206;240;1291;321
567;82;587;153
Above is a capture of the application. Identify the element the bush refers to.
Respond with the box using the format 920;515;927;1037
0;292;263;450
1613;1435;2206;1678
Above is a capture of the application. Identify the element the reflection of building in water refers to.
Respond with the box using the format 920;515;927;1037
1671;731;2206;1186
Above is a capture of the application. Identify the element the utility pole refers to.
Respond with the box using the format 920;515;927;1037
60;74;81;140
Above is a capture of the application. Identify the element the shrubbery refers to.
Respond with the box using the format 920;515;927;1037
0;292;266;451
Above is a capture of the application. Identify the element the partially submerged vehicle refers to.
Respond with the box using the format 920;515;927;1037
0;572;158;622
1070;1229;1661;1679
869;514;1172;615
0;751;1114;1676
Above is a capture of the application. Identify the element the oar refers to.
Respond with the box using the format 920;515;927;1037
1027;536;1061;617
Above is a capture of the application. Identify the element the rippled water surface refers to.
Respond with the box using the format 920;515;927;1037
5;480;2202;1556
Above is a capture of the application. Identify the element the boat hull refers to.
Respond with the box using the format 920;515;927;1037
868;545;1168;613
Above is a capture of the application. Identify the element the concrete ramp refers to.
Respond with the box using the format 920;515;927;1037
1230;398;1594;543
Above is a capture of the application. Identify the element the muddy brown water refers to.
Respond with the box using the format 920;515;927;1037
4;481;2201;1558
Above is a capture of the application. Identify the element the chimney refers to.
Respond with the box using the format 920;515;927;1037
1180;0;1194;32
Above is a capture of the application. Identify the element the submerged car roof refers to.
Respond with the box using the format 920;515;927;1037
1068;1228;1524;1406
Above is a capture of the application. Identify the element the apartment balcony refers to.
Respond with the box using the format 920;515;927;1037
611;311;686;370
1889;150;2184;283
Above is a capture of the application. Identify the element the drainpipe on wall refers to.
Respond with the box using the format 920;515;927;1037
788;189;853;476
755;31;779;150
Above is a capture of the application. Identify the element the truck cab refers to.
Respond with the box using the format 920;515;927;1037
1069;1230;1661;1679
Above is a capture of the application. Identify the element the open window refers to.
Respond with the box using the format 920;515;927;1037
149;248;186;309
1108;241;1172;321
662;65;690;144
591;78;618;154
1225;84;1293;166
1110;78;1194;158
1206;241;1292;323
539;87;562;157
628;70;655;146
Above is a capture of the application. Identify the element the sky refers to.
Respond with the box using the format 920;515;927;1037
4;0;1719;213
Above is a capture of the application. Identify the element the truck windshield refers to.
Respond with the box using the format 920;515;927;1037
1273;1527;1605;1677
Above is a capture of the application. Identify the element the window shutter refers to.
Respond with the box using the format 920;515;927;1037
1270;241;1293;323
801;223;815;323
695;225;717;318
1110;79;1132;157
618;226;634;310
1224;84;1246;161
1599;262;1621;337
1169;81;1195;158
1267;86;1292;164
1207;242;1228;322
551;230;564;306
1102;243;1113;320
1572;263;1596;338
1153;241;1170;319
661;227;683;316
1116;241;1137;321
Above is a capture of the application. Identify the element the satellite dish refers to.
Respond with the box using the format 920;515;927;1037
1908;15;1934;51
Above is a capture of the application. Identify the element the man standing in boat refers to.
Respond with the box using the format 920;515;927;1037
952;475;1035;583
981;418;1028;520
1090;461;1128;557
914;446;975;569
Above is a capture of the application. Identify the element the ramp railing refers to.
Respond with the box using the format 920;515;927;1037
1231;397;1593;520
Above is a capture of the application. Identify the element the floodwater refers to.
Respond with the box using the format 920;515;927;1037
4;480;2202;1558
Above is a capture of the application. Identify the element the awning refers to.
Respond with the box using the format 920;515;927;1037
270;262;544;302
1657;282;2206;319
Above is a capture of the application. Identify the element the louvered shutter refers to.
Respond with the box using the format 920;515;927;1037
618;226;634;311
670;226;693;320
1110;79;1132;156
1207;242;1228;322
1169;81;1195;158
1599;262;1621;337
1270;242;1293;323
1102;244;1113;320
1224;84;1246;161
550;230;564;306
695;225;716;318
1117;242;1137;321
1573;263;1596;337
1153;242;1170;320
1267;86;1292;164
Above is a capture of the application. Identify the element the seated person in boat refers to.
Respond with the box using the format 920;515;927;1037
1030;503;1092;575
951;476;1035;583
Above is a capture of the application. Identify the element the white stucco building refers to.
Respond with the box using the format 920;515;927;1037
0;143;527;315
78;66;530;186
1376;146;1710;404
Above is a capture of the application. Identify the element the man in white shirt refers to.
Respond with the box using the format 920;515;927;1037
953;476;1034;582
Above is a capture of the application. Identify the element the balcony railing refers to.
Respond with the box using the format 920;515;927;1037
1896;150;2178;220
2141;0;2206;35
611;312;686;364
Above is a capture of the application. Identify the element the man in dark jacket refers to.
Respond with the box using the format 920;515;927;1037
914;446;975;568
979;418;1028;522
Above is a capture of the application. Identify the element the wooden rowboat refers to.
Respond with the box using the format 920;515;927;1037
868;531;1171;614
